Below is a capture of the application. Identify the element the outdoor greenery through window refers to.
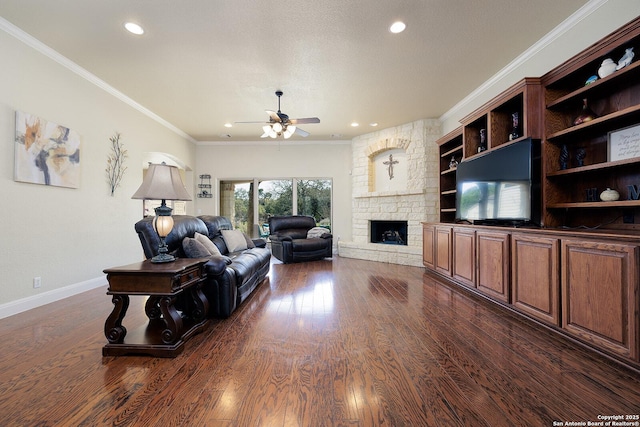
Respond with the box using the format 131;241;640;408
296;179;331;228
219;179;332;237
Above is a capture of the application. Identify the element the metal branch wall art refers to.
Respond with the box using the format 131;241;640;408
106;132;127;196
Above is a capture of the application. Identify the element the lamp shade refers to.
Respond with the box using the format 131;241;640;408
131;163;192;201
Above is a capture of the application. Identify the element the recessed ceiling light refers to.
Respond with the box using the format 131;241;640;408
351;122;359;127
224;123;233;128
369;122;378;127
389;21;406;34
124;22;144;35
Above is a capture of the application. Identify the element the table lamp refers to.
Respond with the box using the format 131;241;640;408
132;163;192;263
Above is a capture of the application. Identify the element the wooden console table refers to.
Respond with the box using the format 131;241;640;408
102;258;210;357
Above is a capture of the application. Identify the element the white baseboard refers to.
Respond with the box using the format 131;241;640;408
0;276;107;320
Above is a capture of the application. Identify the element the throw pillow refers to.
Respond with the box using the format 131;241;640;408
182;237;211;258
307;227;330;238
194;232;222;256
244;233;256;249
221;229;248;252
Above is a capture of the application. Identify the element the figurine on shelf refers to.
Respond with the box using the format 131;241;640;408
478;129;487;153
449;156;458;169
509;112;520;141
585;75;598;85
560;144;569;170
616;47;634;70
575;147;586;167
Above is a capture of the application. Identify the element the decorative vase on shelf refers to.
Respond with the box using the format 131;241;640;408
598;58;617;78
573;98;597;126
449;156;458;169
559;144;569;170
600;188;620;202
509;112;520;141
478;129;487;153
575;148;586;167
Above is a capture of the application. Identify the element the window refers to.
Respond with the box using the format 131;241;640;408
258;180;292;224
220;178;332;237
297;179;331;230
219;180;253;233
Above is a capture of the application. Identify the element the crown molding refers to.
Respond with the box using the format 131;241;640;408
439;0;609;124
0;16;196;144
195;139;352;146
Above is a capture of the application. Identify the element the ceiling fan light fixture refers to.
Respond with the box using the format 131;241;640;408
238;91;319;139
283;125;296;139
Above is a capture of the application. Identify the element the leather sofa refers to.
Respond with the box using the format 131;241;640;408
268;215;332;263
134;215;271;318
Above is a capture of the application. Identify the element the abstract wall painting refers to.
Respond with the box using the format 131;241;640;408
14;111;81;188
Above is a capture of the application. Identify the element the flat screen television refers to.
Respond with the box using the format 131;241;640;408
456;138;541;226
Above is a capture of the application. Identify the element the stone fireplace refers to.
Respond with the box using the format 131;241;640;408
338;119;441;267
370;220;408;245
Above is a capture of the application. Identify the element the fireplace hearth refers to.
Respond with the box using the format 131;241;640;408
370;220;408;245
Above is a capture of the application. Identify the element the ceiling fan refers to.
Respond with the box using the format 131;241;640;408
236;90;320;139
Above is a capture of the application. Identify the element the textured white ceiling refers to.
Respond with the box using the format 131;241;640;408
0;0;590;141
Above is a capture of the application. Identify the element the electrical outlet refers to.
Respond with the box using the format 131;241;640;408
33;277;41;289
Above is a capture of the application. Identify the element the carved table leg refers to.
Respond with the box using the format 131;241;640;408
158;295;183;344
144;296;162;319
104;294;130;343
192;284;209;322
184;284;209;322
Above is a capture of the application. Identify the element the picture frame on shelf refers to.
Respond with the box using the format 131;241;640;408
607;123;640;161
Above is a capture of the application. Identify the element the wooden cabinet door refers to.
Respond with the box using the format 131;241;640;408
562;239;639;361
476;230;510;303
453;227;476;288
422;224;435;270
435;225;452;277
511;234;560;326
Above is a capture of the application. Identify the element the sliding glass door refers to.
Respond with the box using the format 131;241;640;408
297;179;331;230
220;178;331;237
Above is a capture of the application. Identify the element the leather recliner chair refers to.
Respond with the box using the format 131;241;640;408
268;215;332;263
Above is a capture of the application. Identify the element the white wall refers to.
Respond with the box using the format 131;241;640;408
1;0;636;316
0;27;195;315
193;141;352;243
440;0;640;134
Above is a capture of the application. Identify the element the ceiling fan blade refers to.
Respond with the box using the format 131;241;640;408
295;127;310;137
290;117;320;125
266;110;281;122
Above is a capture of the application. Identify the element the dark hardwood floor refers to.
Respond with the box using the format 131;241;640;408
0;256;638;426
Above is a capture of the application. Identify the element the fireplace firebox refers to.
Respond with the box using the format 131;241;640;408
370;220;408;245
